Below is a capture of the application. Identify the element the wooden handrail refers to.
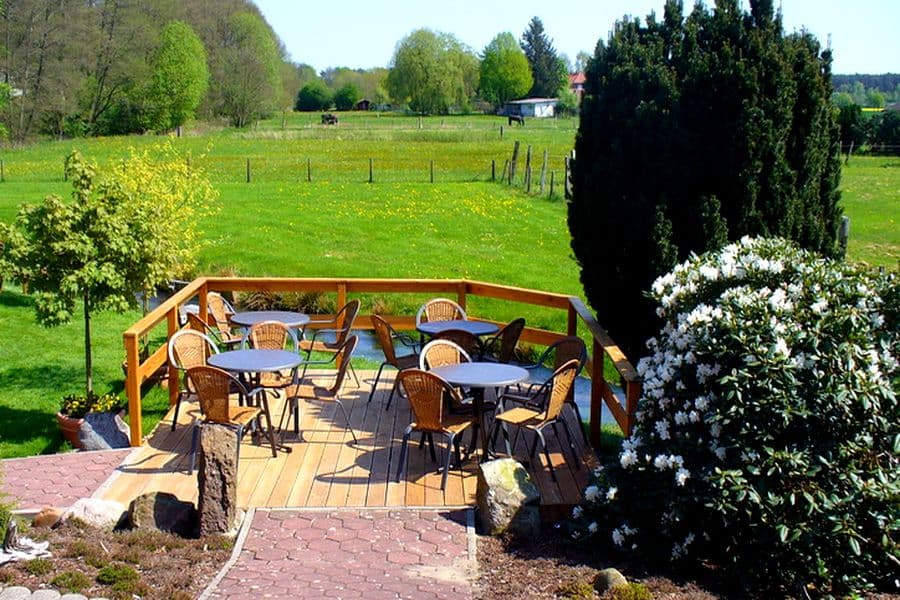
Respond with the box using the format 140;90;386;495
123;277;640;446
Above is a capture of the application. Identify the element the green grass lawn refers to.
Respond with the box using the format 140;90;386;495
0;113;896;458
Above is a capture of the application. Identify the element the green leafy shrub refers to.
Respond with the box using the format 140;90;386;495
605;583;651;600
97;562;140;588
51;571;91;593
557;579;594;599
24;558;52;576
571;238;899;597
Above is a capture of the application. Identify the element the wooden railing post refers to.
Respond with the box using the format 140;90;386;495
337;283;347;310
567;302;577;336
456;281;467;313
125;332;142;446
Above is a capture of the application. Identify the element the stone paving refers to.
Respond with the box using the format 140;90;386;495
0;449;132;511
202;508;475;600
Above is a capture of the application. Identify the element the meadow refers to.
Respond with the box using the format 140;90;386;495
0;112;896;457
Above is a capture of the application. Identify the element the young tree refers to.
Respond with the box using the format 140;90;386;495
146;20;209;131
520;16;567;97
568;0;843;360
0;146;216;395
386;28;478;114
479;32;533;108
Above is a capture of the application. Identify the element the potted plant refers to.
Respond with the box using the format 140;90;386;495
57;392;123;448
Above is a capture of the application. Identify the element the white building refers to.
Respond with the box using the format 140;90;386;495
502;98;557;118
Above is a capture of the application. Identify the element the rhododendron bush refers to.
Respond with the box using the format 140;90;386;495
571;238;898;597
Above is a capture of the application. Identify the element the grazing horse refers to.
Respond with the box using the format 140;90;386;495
321;113;339;125
508;114;525;126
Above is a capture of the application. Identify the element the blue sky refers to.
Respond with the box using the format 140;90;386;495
254;0;899;75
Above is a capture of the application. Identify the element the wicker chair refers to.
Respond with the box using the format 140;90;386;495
415;298;467;325
481;318;526;363
394;369;475;490
244;320;300;394
282;335;359;445
204;292;242;349
419;339;472;370
490;359;581;482
499;335;589;444
367;314;420;409
167;329;220;431
185;365;276;474
299;299;360;385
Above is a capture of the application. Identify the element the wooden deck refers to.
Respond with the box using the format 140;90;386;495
101;369;596;513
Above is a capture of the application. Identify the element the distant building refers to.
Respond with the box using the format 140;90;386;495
569;72;586;100
355;99;371;111
502;98;557;118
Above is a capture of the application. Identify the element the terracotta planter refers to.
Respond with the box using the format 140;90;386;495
56;412;84;449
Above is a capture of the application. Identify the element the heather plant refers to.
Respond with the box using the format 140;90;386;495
570;237;899;597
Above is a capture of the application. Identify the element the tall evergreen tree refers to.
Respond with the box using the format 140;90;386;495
568;0;842;360
520;16;567;97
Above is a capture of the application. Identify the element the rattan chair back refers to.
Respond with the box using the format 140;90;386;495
333;299;361;344
206;292;236;336
419;339;471;370
547;336;587;372
398;369;459;432
169;329;218;375
415;298;467;325
371;314;400;366
542;359;579;421
247;320;297;351
187;365;246;424
487;318;526;363
329;334;359;393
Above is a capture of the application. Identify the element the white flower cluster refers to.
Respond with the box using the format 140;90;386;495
611;524;638;547
671;532;696;560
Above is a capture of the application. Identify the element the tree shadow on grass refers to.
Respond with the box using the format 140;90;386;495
0;289;33;309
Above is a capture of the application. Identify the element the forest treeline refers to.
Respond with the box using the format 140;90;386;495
0;0;318;141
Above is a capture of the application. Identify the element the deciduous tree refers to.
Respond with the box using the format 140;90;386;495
479;32;532;108
568;0;842;360
333;83;361;111
295;80;332;111
146;20;209;131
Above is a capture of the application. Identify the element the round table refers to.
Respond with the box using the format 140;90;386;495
229;311;310;329
430;362;528;461
208;349;303;374
416;319;499;338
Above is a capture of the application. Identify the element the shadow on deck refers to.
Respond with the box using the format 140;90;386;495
101;369;596;518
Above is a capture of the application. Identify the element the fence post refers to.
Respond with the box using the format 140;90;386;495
430;160;434;184
539;149;548;194
500;125;504;139
549;171;555;198
525;166;532;194
509;141;520;184
501;159;510;184
0;158;4;183
246;158;251;183
63;157;67;182
491;159;496;182
307;158;311;182
368;158;374;183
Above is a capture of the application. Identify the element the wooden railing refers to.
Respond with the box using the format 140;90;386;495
123;277;641;447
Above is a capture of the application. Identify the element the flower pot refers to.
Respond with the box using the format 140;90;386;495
56;412;84;449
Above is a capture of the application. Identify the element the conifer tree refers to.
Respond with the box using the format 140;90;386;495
568;0;842;360
520;17;567;97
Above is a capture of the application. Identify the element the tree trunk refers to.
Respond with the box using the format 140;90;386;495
84;291;93;395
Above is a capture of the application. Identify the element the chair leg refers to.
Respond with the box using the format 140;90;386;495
260;400;278;458
385;377;399;411
534;427;556;482
171;393;185;431
440;433;455;490
334;400;358;444
367;362;388;403
348;361;361;388
395;427;412;482
235;425;244;468
567;400;590;445
426;433;437;463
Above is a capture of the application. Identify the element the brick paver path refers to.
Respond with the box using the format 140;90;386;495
204;508;475;600
0;449;131;510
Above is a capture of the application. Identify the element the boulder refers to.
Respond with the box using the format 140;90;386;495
476;458;541;537
78;411;130;450
594;568;628;593
61;498;126;530
198;423;239;536
127;492;197;538
32;507;63;529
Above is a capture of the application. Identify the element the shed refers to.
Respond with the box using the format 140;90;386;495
355;99;371;111
502;98;557;118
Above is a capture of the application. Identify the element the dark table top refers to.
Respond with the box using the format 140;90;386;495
416;320;499;337
229;311;310;328
208;349;303;373
430;362;528;388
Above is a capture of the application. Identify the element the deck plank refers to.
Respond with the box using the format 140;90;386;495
99;368;594;514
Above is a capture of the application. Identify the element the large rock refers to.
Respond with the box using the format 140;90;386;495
594;568;628;593
127;492;197;538
61;498;126;530
476;458;541;537
198;423;239;536
78;411;130;450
